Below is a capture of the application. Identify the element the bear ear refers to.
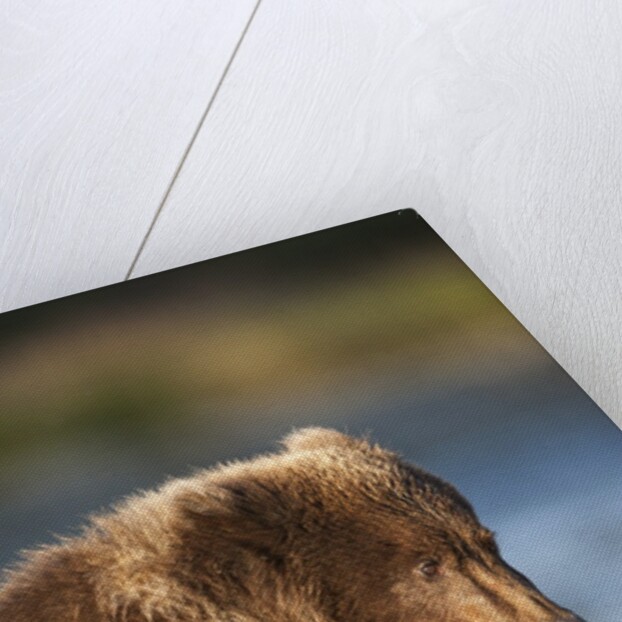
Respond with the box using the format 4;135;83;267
280;427;357;453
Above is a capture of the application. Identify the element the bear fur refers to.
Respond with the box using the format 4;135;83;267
0;427;583;621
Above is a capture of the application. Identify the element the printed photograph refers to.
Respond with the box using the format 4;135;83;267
0;211;619;621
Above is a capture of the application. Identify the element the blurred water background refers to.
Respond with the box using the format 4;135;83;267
0;211;620;620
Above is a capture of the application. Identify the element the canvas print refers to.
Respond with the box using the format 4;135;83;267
0;210;619;621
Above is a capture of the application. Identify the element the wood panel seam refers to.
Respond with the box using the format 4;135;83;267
124;0;265;281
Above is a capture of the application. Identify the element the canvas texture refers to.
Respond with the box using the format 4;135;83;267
0;211;619;621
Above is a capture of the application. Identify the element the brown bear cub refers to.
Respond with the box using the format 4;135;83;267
0;428;585;621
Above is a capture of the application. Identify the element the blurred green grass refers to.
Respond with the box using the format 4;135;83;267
0;251;542;468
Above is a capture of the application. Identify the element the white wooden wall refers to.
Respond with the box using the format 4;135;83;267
1;0;621;426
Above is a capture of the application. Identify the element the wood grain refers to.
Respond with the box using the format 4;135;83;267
133;0;622;425
0;0;257;312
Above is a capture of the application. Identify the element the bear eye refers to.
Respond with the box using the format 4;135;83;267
419;560;440;578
